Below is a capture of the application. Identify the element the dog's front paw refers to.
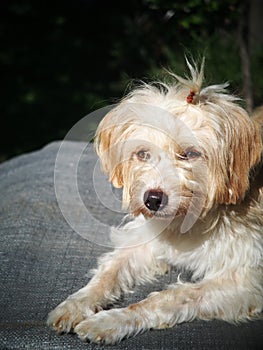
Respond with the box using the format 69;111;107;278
75;308;138;345
47;298;95;333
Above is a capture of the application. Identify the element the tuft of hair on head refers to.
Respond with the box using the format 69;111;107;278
166;57;205;104
167;57;238;107
173;57;205;92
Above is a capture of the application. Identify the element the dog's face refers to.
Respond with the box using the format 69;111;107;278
95;82;262;225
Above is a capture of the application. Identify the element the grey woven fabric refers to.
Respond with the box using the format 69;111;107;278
0;141;262;350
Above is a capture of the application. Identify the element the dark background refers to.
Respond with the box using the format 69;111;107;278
1;0;263;161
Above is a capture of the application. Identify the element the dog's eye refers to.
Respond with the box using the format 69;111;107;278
180;149;202;160
136;150;151;161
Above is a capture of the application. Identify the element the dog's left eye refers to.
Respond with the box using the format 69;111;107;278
180;149;202;160
136;150;151;161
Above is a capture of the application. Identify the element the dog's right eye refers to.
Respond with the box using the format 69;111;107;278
136;150;151;161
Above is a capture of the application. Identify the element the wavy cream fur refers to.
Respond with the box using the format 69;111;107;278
48;60;263;345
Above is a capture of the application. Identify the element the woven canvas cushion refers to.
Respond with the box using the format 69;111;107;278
0;141;262;350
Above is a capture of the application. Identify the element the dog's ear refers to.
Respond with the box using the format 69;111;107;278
94;110;124;188
216;108;262;205
110;163;124;188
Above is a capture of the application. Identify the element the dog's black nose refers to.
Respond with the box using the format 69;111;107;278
143;190;168;212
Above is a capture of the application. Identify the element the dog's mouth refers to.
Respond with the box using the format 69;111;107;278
132;206;175;219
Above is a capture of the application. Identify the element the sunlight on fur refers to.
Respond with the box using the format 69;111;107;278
47;59;263;345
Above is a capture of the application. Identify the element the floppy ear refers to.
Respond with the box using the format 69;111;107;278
217;108;262;205
94;109;124;188
110;163;124;188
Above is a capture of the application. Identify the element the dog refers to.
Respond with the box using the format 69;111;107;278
47;59;263;344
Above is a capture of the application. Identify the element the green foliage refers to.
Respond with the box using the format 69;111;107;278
1;0;262;161
146;0;240;34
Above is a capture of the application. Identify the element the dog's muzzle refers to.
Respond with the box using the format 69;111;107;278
143;190;168;212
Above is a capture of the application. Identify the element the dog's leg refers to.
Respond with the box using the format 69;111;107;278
74;271;262;344
47;244;167;333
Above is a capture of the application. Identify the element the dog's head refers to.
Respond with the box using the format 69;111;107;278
95;60;262;223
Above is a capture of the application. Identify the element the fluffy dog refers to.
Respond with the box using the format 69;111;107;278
47;60;263;344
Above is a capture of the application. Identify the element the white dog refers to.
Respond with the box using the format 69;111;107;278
48;60;263;344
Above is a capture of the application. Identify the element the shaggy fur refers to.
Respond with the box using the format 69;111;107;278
47;60;263;344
